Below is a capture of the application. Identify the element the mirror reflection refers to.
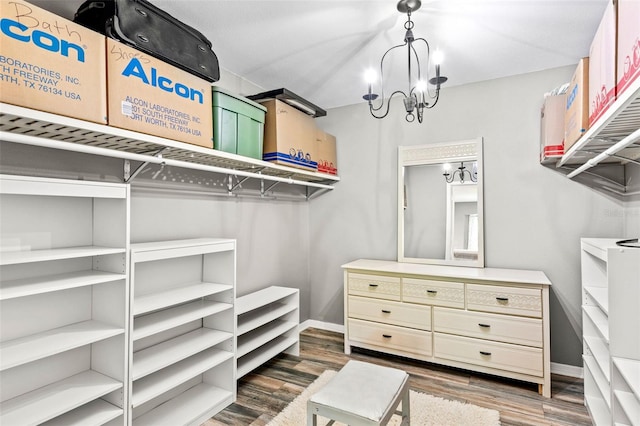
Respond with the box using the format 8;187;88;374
398;139;484;267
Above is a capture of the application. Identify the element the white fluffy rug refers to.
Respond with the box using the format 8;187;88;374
268;370;501;426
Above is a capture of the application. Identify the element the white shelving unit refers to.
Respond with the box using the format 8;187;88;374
129;238;236;426
0;103;338;200
0;174;129;426
581;238;640;426
236;286;299;378
546;78;640;197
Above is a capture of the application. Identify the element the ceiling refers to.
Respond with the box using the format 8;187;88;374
30;0;608;110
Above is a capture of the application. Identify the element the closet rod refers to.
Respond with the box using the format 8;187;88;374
0;131;335;190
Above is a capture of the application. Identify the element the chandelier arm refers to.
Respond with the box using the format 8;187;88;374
413;37;442;101
369;90;410;119
378;42;408;103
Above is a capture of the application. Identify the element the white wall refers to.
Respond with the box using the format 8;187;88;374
310;65;627;366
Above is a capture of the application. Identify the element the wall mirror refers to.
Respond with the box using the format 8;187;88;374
398;138;484;267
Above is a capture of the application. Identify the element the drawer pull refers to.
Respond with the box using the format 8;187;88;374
426;290;438;294
381;309;391;314
478;323;491;328
495;297;509;302
480;351;492;356
382;334;392;338
369;283;379;288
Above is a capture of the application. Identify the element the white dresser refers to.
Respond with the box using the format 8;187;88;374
343;259;552;397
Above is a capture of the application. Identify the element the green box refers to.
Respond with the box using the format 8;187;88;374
212;87;267;159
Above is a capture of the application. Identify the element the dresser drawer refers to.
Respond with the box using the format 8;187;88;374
433;307;542;347
348;273;401;301
403;278;465;308
466;284;542;317
348;296;431;331
348;318;432;357
434;333;543;377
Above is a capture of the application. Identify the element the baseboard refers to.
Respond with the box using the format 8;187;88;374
300;321;585;379
550;362;583;378
300;319;344;334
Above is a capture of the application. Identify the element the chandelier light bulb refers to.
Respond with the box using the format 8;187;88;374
443;163;452;172
415;79;427;93
432;49;444;65
364;68;378;84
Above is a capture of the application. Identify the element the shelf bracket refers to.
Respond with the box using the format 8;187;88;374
124;147;168;183
229;175;251;193
262;180;280;195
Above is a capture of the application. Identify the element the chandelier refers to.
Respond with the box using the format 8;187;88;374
363;0;447;123
443;162;477;183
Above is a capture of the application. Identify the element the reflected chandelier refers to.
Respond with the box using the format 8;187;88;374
443;162;477;184
363;0;447;123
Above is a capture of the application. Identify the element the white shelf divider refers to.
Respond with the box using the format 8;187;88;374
41;399;123;426
0;246;126;266
585;286;610;315
133;300;232;341
614;357;640;401
236;286;299;315
132;328;233;380
132;383;233;426
237;335;299;378
0;320;124;371
131;347;233;408
584;305;610;342
134;282;233;316
237;302;298;336
237;320;298;358
0;370;122;426
0;270;126;301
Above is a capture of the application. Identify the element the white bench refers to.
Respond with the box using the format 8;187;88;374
307;360;410;425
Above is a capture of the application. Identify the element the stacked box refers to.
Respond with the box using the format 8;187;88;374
616;0;640;97
0;0;107;124
315;129;338;175
212;87;266;159
106;38;213;148
540;93;567;162
589;0;616;125
564;58;589;151
261;99;317;171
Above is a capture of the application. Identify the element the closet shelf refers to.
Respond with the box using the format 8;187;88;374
131;347;233;408
0;270;126;301
584;355;612;408
132;328;233;381
0;320;123;371
585;336;611;382
0;103;339;196
133;300;233;341
584;287;609;314
237;319;298;358
545;79;640;197
237;335;299;378
41;399;122;426
0;370;122;426
583;305;610;341
132;383;233;426
0;246;126;266
613;357;640;400
134;282;233;315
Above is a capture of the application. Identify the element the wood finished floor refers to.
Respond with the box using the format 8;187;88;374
205;328;591;426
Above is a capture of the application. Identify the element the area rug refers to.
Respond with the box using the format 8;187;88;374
267;370;501;426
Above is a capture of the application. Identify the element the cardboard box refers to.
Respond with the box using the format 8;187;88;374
0;0;107;123
616;0;640;97
261;99;318;171
589;0;616;125
107;38;213;148
540;93;567;162
564;58;589;151
315;129;338;175
212;87;266;159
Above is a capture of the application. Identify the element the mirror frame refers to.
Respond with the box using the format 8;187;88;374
397;137;484;267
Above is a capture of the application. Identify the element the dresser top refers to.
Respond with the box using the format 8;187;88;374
342;259;551;286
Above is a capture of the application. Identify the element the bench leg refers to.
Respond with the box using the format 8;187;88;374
307;409;317;426
400;387;410;425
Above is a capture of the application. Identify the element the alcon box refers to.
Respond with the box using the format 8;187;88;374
106;38;213;148
0;0;107;123
315;129;338;175
589;0;616;125
617;0;640;97
564;58;589;151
